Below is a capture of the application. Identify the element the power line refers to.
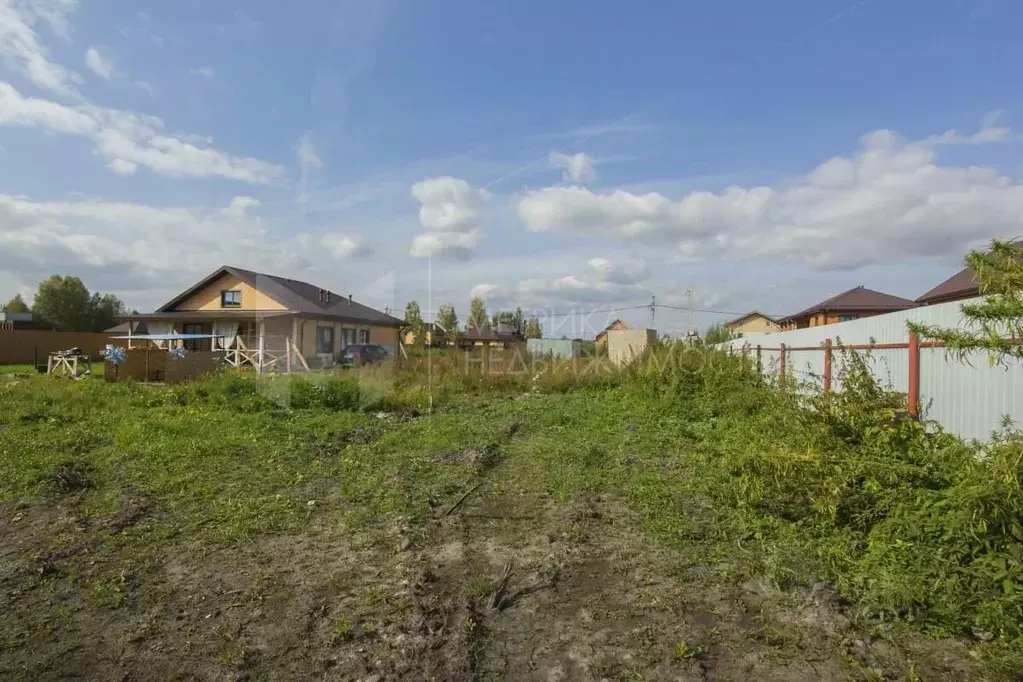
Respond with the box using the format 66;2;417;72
412;302;780;321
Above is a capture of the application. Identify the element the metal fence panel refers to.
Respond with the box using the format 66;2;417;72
718;297;1023;441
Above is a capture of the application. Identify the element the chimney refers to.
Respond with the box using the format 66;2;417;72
318;289;324;302
348;294;353;306
326;291;331;304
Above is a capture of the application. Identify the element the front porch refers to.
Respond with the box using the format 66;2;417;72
117;311;310;374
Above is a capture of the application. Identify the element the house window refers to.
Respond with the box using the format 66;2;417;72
359;329;370;344
343;328;357;347
221;290;242;308
317;326;335;355
838;314;859;323
182;323;204;351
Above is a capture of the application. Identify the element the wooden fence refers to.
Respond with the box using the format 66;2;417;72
0;330;113;366
749;331;926;416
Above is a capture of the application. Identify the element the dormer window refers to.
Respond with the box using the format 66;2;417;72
221;290;242;308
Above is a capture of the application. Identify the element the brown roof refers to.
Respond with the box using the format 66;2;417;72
916;266;980;305
779;286;916;323
155;266;403;327
725;310;776;327
461;326;522;342
594;319;628;341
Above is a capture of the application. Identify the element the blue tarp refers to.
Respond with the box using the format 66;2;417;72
109;334;223;340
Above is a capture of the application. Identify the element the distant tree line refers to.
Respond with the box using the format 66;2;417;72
402;295;543;343
2;275;128;332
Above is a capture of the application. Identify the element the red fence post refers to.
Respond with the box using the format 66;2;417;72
907;331;920;417
823;338;832;394
779;343;786;383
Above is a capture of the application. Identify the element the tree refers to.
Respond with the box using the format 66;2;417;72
404;300;426;344
513;307;524;334
436;303;458;333
524;317;542;339
29;275;126;331
2;294;29;314
910;239;1023;364
491;310;516;330
31;275;92;331
703;322;733;345
467;296;488;330
89;293;126;333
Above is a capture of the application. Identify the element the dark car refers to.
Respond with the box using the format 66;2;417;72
340;344;391;368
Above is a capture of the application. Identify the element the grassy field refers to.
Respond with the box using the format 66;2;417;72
1;347;1021;680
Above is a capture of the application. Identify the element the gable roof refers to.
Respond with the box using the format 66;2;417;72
461;326;522;342
725;310;777;327
779;286;916;323
158;266;403;327
916;266;980;305
594;319;628;340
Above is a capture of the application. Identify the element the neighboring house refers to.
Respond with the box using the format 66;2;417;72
777;286;916;331
402;322;448;347
594;319;629;353
459;323;523;349
916;266;980;306
104;321;148;335
0;312;55;331
118;265;403;368
724;311;779;336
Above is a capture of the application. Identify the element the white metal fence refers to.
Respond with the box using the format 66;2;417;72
719;297;1023;442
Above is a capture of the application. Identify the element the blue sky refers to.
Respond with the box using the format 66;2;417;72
1;0;1021;335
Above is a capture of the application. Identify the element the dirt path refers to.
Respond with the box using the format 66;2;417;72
0;444;986;681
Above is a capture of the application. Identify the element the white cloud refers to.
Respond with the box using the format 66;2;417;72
220;196;260;220
107;157;136;175
0;80;92;132
189;65;215;78
321;233;369;260
409;176;487;259
84;46;113;78
549;151;597;183
410;230;481;260
0;0;81;96
517;256;649;306
469;283;500;301
294;133;322;201
0;81;284;183
519;119;1023;270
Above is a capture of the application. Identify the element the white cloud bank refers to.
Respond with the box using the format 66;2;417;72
520;120;1023;270
0;81;284;183
409;176;487;259
0;0;81;96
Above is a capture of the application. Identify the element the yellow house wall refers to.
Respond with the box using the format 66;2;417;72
729;316;779;334
171;274;286;312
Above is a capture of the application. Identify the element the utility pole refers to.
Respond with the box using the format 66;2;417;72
688;288;694;334
649;295;656;329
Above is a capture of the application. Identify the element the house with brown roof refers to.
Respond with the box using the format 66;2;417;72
725;311;779;336
119;265;403;369
459;323;523;349
778;286;916;331
916;266;981;306
402;322;449;347
594;319;629;353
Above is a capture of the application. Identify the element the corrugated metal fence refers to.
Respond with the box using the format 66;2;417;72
719;297;1023;442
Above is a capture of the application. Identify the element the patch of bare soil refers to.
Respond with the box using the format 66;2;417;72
0;485;986;681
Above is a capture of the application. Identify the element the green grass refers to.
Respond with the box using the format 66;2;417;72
0;364;39;374
1;346;1021;678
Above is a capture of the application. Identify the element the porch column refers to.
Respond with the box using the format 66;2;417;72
290;317;299;373
127;322;133;350
257;319;266;375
